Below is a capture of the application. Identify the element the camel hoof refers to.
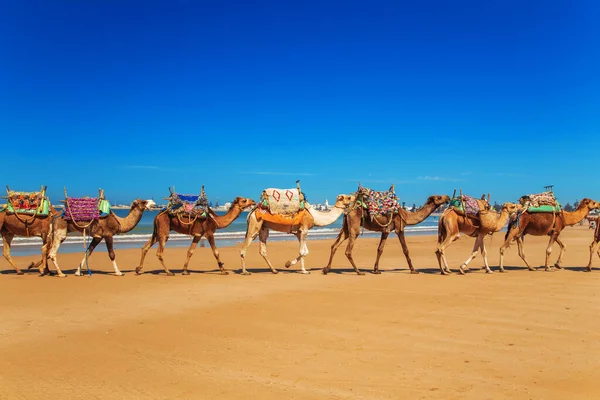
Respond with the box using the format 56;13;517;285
241;271;252;276
135;267;142;275
115;272;124;277
485;269;494;274
27;262;36;270
410;270;420;274
554;264;563;270
220;271;229;275
357;272;365;276
458;269;466;275
271;270;279;274
322;268;329;275
300;270;310;274
16;270;24;276
372;270;382;275
499;269;507;273
284;261;292;268
166;272;175;276
75;272;82;276
58;273;67;278
182;271;190;276
585;267;592;272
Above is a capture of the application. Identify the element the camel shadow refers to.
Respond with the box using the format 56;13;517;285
235;267;306;275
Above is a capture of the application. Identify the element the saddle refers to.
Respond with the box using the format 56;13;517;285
62;189;111;222
355;185;401;217
448;191;490;218
2;186;51;216
260;181;306;215
165;186;211;217
519;191;561;213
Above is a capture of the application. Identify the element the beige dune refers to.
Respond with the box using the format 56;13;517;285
0;225;598;399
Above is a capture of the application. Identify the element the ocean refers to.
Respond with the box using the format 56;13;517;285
0;210;440;257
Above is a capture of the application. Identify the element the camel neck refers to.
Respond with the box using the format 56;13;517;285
114;206;145;233
214;206;242;229
563;206;591;226
308;206;345;227
402;201;438;226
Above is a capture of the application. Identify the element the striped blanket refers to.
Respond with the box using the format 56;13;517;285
63;197;100;221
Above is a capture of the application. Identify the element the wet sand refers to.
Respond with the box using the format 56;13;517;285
1;225;599;399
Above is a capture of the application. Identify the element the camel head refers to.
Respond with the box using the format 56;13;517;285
131;199;154;212
333;194;355;209
426;195;451;207
500;202;522;214
578;198;600;211
231;197;256;210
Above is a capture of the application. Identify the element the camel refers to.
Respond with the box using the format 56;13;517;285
323;194;450;275
42;198;155;277
136;196;256;276
0;205;59;276
499;198;600;272
239;194;355;275
435;202;522;275
587;217;600;271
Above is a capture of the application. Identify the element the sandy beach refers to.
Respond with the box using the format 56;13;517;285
1;225;599;399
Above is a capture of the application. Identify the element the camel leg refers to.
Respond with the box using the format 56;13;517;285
372;232;389;274
544;234;558;271
1;232;24;275
240;230;259;276
205;232;227;275
516;236;536;271
258;226;278;274
47;228;67;277
136;234;158;275
499;227;520;273
435;231;460;275
587;239;600;272
75;237;102;276
459;234;483;275
397;231;419;274
480;238;493;274
553;236;566;269
345;231;365;275
155;235;174;276
104;236;123;276
181;236;201;275
285;230;310;274
240;217;262;275
39;232;52;277
323;226;349;274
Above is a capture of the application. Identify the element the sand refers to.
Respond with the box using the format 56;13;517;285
1;225;599;399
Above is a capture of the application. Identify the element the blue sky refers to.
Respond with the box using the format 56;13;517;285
1;1;598;206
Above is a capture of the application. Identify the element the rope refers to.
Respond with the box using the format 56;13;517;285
11;211;37;237
177;213;199;226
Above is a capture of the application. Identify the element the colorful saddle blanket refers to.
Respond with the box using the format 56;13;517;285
254;208;307;226
449;195;484;216
4;191;50;216
261;188;305;215
357;187;401;217
63;197;111;221
519;192;561;213
166;192;209;216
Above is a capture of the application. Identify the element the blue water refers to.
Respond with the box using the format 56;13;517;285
1;209;441;256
